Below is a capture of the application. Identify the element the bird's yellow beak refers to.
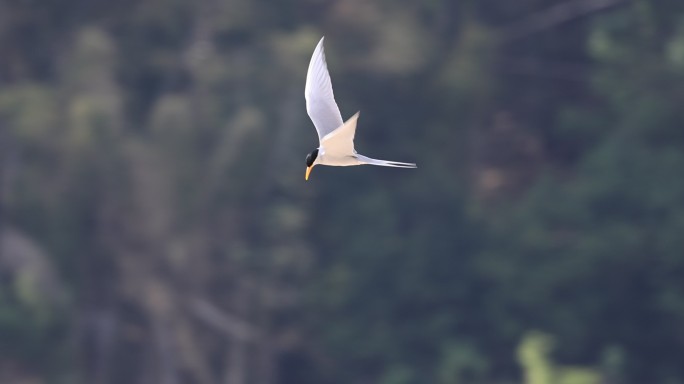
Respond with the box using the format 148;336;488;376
305;166;313;181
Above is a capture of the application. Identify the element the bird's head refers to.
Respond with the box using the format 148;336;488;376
305;148;319;180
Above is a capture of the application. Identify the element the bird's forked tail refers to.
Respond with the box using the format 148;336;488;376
356;154;417;168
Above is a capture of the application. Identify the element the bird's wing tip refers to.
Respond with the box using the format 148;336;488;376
313;36;326;54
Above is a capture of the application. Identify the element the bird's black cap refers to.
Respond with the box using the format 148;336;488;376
306;148;318;167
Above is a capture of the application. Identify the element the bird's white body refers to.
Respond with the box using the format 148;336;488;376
316;150;363;167
304;37;416;179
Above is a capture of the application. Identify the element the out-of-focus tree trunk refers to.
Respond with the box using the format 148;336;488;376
0;120;7;232
0;119;19;234
224;281;249;384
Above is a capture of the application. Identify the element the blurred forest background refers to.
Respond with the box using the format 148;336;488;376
1;0;684;383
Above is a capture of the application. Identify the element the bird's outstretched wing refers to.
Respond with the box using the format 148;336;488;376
305;37;344;142
321;112;359;156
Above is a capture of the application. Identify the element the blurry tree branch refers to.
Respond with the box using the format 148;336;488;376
498;0;627;43
496;56;590;81
188;297;260;342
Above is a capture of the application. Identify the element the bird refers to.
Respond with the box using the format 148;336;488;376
304;37;417;180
